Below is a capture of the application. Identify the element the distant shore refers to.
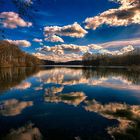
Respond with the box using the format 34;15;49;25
40;65;127;68
39;65;140;72
1;65;140;70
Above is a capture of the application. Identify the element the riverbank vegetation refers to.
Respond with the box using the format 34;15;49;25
82;48;140;67
0;41;41;67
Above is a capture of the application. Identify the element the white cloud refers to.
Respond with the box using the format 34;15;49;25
33;38;43;42
6;39;31;47
36;44;102;55
99;45;134;55
100;38;140;48
34;44;90;61
34;43;134;62
44;22;88;38
0;12;32;29
112;0;139;8
85;0;140;29
33;52;82;62
37;44;88;54
88;44;103;50
120;45;135;53
45;35;64;42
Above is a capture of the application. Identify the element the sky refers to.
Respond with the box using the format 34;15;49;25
0;0;140;62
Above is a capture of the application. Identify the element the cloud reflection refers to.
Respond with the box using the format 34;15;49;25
14;81;31;90
84;99;140;139
2;123;42;140
0;99;33;116
34;68;140;91
45;90;86;106
45;86;64;95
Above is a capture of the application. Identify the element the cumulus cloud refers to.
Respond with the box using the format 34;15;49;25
36;44;89;55
33;38;43;43
6;39;31;47
44;22;88;38
34;44;89;62
33;52;82;62
100;45;134;55
0;12;32;29
45;35;64;43
120;45;134;53
34;43;134;62
85;0;140;29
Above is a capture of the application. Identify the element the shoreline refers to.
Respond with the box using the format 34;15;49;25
0;65;140;68
40;65;128;69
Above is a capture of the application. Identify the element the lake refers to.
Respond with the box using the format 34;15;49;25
0;66;140;140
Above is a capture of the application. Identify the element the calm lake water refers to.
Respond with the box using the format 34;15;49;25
0;67;140;140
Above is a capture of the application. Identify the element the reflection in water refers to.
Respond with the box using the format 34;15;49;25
35;67;140;91
83;68;140;85
34;67;140;139
0;99;33;116
2;123;42;140
0;67;140;140
14;82;31;90
0;67;39;93
45;89;86;106
84;99;140;139
34;86;43;91
45;86;64;95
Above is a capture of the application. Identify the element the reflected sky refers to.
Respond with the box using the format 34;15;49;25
1;123;42;140
45;90;87;106
84;99;140;139
0;99;33;116
34;67;140;91
0;67;140;140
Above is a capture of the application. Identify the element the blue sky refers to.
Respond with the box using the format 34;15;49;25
0;0;140;61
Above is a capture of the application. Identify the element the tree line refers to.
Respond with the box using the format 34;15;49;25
82;48;140;66
0;41;41;67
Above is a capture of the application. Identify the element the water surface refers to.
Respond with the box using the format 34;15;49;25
0;67;140;140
